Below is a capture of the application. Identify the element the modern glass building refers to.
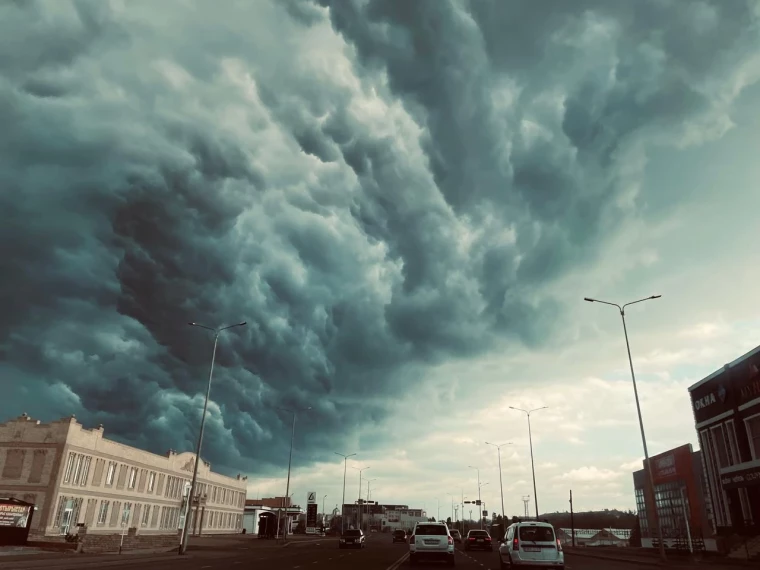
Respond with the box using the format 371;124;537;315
632;443;717;552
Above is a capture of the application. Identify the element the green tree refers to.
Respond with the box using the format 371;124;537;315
446;517;452;526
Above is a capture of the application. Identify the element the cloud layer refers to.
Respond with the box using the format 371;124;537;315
1;0;759;510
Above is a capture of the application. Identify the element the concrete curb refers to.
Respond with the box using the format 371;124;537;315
3;552;187;570
566;549;664;567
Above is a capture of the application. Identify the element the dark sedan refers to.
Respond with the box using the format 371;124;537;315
392;529;407;543
339;528;365;549
464;529;493;551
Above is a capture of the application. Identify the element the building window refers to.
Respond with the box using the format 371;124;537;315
122;502;132;526
128;467;138;489
97;501;110;525
71;454;83;485
148;472;156;493
63;453;76;483
746;414;760;460
105;461;117;486
79;456;91;486
142;505;151;526
635;487;649;537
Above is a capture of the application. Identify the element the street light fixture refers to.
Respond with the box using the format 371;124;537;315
366;478;377;530
584;294;666;561
446;493;455;524
485;441;512;524
322;495;327;530
468;466;483;529
352;466;370;531
509;406;547;521
179;321;246;555
334;452;356;533
277;405;311;541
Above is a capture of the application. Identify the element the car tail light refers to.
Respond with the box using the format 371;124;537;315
513;536;519;550
448;536;454;545
556;538;563;551
469;537;476;541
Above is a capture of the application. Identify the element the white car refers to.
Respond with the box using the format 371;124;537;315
498;521;564;569
409;521;455;566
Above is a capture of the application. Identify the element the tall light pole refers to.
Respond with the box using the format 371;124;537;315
334;452;356;534
277;406;311;541
366;479;376;530
179;321;246;555
584;294;666;561
447;493;455;524
510;406;547;521
485;441;512;524
322;494;327;531
468;466;482;529
352;466;370;530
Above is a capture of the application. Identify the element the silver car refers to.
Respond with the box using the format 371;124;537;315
409;522;455;566
498;522;564;569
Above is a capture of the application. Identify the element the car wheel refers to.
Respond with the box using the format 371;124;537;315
448;554;456;567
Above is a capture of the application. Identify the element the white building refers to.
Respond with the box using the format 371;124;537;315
0;414;246;538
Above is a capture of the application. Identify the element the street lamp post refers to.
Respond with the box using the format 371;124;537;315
277;406;311;541
180;321;246;555
447;493;455;525
468;466;482;529
485;441;512;524
352;466;370;531
366;479;376;530
322;495;327;531
334;452;356;534
509;406;547;520
584;294;666;561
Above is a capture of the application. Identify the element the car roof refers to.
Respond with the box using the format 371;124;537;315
415;522;446;525
512;521;554;528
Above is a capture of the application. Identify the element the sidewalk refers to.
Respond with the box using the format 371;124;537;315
565;547;757;569
1;534;327;568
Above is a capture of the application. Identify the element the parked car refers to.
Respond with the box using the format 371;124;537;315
393;529;408;543
465;529;493;551
409;522;455;566
498;521;563;569
339;528;365;549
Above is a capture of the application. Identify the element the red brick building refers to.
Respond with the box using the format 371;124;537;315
632;443;717;551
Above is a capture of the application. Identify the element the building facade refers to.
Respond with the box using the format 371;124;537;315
243;498;303;535
632;443;717;551
0;414;246;538
688;344;760;534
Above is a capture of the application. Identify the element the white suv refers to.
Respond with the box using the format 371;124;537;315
498;521;563;569
409;522;455;566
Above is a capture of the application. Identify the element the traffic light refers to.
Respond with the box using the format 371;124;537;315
475;500;482;506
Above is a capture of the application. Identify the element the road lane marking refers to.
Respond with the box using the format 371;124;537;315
385;550;410;570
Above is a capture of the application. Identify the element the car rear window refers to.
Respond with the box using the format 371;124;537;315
519;526;555;542
394;530;405;535
416;524;448;536
469;530;489;536
344;529;361;536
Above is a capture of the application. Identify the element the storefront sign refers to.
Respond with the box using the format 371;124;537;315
0;504;30;528
720;463;760;490
654;454;677;479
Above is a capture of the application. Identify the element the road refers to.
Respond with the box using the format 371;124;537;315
3;536;665;570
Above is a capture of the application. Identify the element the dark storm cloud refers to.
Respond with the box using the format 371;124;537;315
0;0;757;475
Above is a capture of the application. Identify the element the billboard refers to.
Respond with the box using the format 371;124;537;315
0;504;30;528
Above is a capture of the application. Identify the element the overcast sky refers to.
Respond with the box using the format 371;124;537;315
2;0;760;519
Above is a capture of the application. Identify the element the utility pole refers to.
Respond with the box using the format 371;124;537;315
569;490;576;548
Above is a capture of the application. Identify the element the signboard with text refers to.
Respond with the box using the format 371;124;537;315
721;463;760;490
306;503;318;534
0;504;30;528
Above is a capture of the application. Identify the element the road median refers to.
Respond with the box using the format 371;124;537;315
565;547;758;568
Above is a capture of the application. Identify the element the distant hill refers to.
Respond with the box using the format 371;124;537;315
538;509;637;530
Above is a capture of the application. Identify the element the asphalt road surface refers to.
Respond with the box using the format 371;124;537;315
3;537;657;570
